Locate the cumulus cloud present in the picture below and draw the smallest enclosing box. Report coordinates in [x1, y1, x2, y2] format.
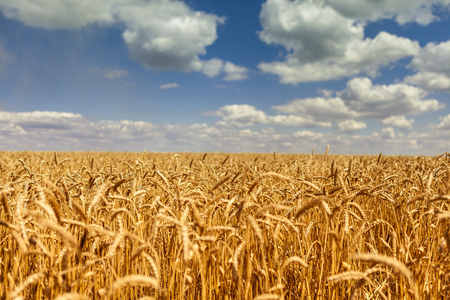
[204, 104, 331, 128]
[274, 77, 442, 122]
[0, 109, 328, 152]
[0, 109, 449, 155]
[380, 127, 396, 139]
[382, 115, 414, 130]
[0, 110, 172, 150]
[0, 0, 116, 29]
[197, 59, 224, 78]
[273, 97, 355, 122]
[269, 115, 330, 127]
[408, 41, 450, 74]
[0, 111, 83, 130]
[338, 77, 443, 118]
[192, 60, 249, 81]
[405, 41, 450, 92]
[0, 0, 248, 80]
[336, 120, 366, 132]
[223, 62, 249, 81]
[259, 0, 363, 62]
[160, 83, 180, 89]
[205, 104, 266, 127]
[118, 0, 225, 73]
[292, 130, 323, 139]
[118, 1, 246, 80]
[437, 114, 450, 130]
[405, 72, 450, 92]
[327, 0, 450, 25]
[258, 0, 420, 84]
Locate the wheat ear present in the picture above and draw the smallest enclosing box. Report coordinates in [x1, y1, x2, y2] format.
[108, 275, 159, 297]
[353, 253, 419, 300]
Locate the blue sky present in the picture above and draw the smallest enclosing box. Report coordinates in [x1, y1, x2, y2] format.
[0, 0, 450, 155]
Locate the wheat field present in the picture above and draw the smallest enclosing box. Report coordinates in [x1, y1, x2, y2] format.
[0, 150, 449, 299]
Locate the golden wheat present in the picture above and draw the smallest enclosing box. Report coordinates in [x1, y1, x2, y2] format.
[0, 151, 449, 299]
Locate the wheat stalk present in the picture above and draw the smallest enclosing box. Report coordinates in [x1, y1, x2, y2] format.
[353, 253, 419, 300]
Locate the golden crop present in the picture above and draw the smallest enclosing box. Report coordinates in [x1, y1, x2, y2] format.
[0, 151, 449, 299]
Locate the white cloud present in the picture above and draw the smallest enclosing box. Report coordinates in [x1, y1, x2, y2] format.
[191, 60, 249, 80]
[380, 127, 396, 139]
[338, 77, 443, 118]
[223, 62, 249, 81]
[269, 115, 330, 127]
[405, 72, 450, 92]
[327, 0, 450, 25]
[204, 104, 331, 128]
[408, 41, 450, 74]
[273, 97, 355, 122]
[405, 41, 450, 92]
[274, 77, 442, 122]
[336, 120, 366, 132]
[0, 109, 449, 155]
[437, 114, 450, 130]
[259, 0, 363, 62]
[160, 83, 180, 89]
[0, 109, 328, 152]
[0, 111, 85, 142]
[118, 0, 224, 73]
[205, 104, 267, 127]
[0, 110, 167, 150]
[0, 0, 248, 80]
[292, 130, 323, 139]
[382, 115, 414, 130]
[94, 67, 128, 79]
[196, 59, 224, 78]
[259, 31, 419, 83]
[258, 0, 420, 84]
[0, 110, 83, 127]
[0, 0, 116, 30]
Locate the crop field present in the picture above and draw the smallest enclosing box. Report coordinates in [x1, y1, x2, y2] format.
[0, 151, 449, 299]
